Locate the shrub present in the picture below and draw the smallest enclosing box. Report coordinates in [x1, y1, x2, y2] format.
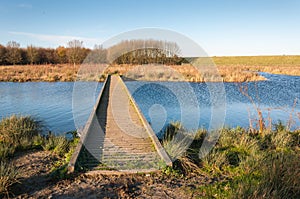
[162, 122, 184, 141]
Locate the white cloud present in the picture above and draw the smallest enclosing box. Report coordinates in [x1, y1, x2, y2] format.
[8, 31, 103, 48]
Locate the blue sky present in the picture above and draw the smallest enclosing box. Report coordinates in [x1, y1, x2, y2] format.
[0, 0, 299, 56]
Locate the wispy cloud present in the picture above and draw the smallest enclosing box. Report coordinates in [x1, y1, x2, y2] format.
[17, 4, 32, 9]
[8, 31, 102, 47]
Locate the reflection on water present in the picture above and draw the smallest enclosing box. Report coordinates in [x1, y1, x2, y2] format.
[0, 73, 299, 134]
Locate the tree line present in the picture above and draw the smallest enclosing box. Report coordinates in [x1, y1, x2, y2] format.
[108, 39, 184, 65]
[0, 39, 185, 66]
[0, 40, 91, 65]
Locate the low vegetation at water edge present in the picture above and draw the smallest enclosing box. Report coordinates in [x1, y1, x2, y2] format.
[161, 122, 300, 198]
[0, 115, 78, 196]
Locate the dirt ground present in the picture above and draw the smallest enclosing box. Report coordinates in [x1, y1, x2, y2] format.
[4, 149, 215, 199]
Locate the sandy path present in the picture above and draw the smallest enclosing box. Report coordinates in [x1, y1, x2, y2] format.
[5, 150, 212, 198]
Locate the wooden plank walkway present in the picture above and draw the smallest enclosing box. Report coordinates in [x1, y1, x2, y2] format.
[68, 75, 172, 173]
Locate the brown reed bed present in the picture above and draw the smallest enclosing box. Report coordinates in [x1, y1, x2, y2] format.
[0, 55, 299, 82]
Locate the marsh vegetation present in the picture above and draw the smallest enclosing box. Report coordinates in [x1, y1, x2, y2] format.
[1, 55, 300, 82]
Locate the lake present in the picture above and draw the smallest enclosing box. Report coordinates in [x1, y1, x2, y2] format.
[0, 72, 299, 135]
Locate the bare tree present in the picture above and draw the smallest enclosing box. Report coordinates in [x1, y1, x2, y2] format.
[6, 41, 22, 65]
[85, 44, 107, 64]
[109, 39, 183, 65]
[27, 45, 38, 65]
[67, 40, 84, 67]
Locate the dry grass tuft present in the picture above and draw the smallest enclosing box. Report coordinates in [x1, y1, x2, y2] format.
[0, 115, 42, 147]
[0, 160, 19, 195]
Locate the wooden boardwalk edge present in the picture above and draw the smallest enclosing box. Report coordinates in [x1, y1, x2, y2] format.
[68, 76, 111, 173]
[118, 76, 173, 167]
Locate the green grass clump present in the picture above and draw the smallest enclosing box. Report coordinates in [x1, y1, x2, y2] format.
[42, 134, 70, 157]
[0, 115, 42, 148]
[0, 160, 18, 195]
[202, 128, 299, 198]
[162, 122, 191, 160]
[162, 122, 202, 175]
[0, 115, 43, 196]
[0, 115, 44, 160]
[48, 136, 79, 179]
[236, 152, 300, 199]
[49, 163, 69, 180]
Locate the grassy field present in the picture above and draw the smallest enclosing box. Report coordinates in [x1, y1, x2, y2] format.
[0, 55, 299, 82]
[213, 55, 300, 66]
[213, 55, 300, 77]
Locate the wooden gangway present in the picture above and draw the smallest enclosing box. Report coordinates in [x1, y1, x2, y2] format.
[68, 75, 172, 172]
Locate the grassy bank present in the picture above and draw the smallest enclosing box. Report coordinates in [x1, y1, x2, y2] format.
[0, 115, 78, 196]
[0, 55, 299, 82]
[161, 122, 300, 198]
[1, 115, 299, 198]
